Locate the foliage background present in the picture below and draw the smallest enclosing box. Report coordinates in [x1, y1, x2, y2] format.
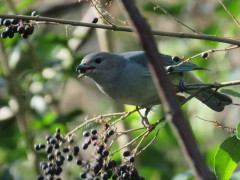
[0, 0, 240, 179]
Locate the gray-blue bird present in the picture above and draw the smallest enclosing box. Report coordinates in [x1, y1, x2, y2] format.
[76, 51, 232, 113]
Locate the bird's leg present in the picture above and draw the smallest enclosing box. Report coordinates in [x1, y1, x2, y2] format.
[178, 72, 187, 92]
[136, 106, 151, 128]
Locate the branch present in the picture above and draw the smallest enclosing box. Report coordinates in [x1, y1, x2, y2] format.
[171, 45, 239, 69]
[185, 80, 240, 90]
[0, 14, 240, 46]
[151, 0, 203, 34]
[120, 1, 215, 179]
[218, 0, 240, 28]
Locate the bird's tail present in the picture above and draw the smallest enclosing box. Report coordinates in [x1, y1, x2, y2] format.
[191, 89, 232, 112]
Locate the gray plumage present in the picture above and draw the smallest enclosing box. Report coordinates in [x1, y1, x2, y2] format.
[76, 51, 232, 111]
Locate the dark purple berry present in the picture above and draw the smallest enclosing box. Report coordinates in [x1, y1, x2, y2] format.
[21, 32, 28, 39]
[201, 52, 209, 59]
[54, 143, 59, 149]
[83, 131, 90, 137]
[11, 19, 19, 25]
[34, 144, 41, 151]
[25, 26, 34, 35]
[85, 138, 91, 145]
[97, 145, 104, 154]
[80, 172, 87, 178]
[129, 156, 135, 162]
[62, 147, 69, 153]
[5, 27, 12, 33]
[172, 56, 180, 62]
[45, 135, 51, 141]
[166, 66, 174, 72]
[54, 132, 61, 140]
[17, 26, 25, 34]
[73, 146, 80, 156]
[3, 19, 11, 26]
[0, 18, 5, 25]
[8, 32, 14, 38]
[76, 159, 82, 165]
[40, 161, 48, 170]
[91, 129, 97, 135]
[37, 175, 44, 180]
[102, 150, 109, 157]
[55, 150, 61, 156]
[46, 145, 53, 154]
[107, 129, 115, 136]
[101, 173, 108, 180]
[56, 128, 61, 133]
[82, 143, 88, 150]
[1, 31, 8, 39]
[67, 154, 73, 161]
[47, 154, 54, 160]
[92, 18, 98, 23]
[123, 151, 131, 157]
[31, 11, 38, 16]
[109, 160, 117, 167]
[49, 138, 56, 144]
[12, 26, 18, 33]
[92, 136, 98, 141]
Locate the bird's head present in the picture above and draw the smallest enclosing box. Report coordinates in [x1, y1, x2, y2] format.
[76, 52, 125, 81]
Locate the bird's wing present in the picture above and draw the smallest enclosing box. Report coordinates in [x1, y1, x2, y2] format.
[119, 51, 205, 74]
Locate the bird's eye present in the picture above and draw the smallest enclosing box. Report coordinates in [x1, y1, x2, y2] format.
[95, 58, 102, 64]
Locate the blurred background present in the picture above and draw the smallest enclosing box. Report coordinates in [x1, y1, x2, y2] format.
[0, 0, 240, 179]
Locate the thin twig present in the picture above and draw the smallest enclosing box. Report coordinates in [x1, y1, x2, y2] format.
[195, 115, 236, 133]
[185, 80, 240, 90]
[218, 0, 240, 28]
[110, 129, 149, 155]
[172, 45, 239, 69]
[136, 121, 167, 156]
[66, 112, 127, 137]
[151, 0, 203, 34]
[0, 14, 240, 46]
[132, 131, 151, 155]
[89, 0, 115, 26]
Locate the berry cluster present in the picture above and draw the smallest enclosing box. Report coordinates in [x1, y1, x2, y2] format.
[35, 124, 145, 180]
[0, 11, 37, 39]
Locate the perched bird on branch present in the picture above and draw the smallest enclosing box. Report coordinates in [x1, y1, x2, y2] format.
[76, 51, 232, 125]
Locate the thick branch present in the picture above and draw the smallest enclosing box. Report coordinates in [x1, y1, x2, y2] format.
[0, 14, 240, 46]
[120, 1, 215, 180]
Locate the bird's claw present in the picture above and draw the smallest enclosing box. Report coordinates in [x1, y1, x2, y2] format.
[178, 73, 187, 92]
[141, 117, 150, 128]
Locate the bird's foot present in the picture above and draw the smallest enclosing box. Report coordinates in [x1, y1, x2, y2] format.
[141, 116, 150, 128]
[178, 73, 187, 92]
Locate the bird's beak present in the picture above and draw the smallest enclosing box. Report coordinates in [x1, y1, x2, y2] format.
[76, 64, 95, 78]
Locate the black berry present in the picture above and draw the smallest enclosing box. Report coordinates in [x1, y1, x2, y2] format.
[17, 26, 25, 34]
[201, 52, 209, 59]
[107, 129, 115, 136]
[3, 19, 11, 26]
[92, 18, 98, 23]
[82, 143, 88, 150]
[11, 19, 19, 25]
[31, 11, 38, 16]
[83, 131, 90, 137]
[166, 66, 174, 72]
[172, 56, 180, 62]
[123, 151, 131, 157]
[91, 129, 97, 135]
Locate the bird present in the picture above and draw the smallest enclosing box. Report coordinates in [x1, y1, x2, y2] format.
[76, 51, 232, 125]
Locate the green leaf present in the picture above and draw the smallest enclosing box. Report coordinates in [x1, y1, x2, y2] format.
[214, 136, 240, 180]
[237, 123, 240, 139]
[220, 89, 240, 98]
